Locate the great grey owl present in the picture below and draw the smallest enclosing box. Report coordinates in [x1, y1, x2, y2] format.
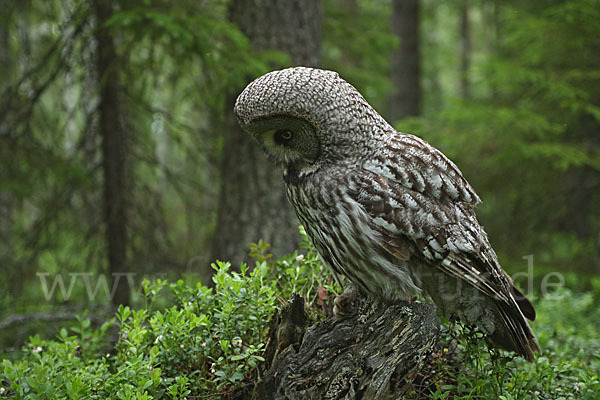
[234, 67, 541, 361]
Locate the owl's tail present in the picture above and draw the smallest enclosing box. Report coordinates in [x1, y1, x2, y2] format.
[490, 289, 541, 362]
[422, 255, 542, 362]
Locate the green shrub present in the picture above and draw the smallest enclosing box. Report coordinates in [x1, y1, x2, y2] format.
[1, 229, 599, 399]
[1, 261, 280, 399]
[250, 225, 342, 309]
[416, 288, 600, 400]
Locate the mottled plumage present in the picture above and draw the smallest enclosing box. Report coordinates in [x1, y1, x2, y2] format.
[235, 67, 541, 361]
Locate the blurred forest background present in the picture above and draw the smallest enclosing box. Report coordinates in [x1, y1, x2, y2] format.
[1, 0, 599, 352]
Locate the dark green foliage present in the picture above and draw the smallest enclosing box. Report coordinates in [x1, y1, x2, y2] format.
[1, 262, 277, 399]
[414, 287, 600, 399]
[323, 0, 398, 112]
[401, 0, 600, 268]
[2, 237, 599, 399]
[0, 0, 286, 337]
[249, 226, 342, 307]
[1, 0, 599, 396]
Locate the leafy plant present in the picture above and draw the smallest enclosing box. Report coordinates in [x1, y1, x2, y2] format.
[1, 260, 280, 399]
[2, 235, 599, 399]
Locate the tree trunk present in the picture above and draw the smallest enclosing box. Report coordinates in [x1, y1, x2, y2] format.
[388, 0, 421, 122]
[0, 16, 13, 289]
[248, 293, 440, 399]
[459, 0, 471, 100]
[93, 0, 130, 307]
[211, 0, 322, 266]
[484, 1, 498, 98]
[0, 20, 10, 88]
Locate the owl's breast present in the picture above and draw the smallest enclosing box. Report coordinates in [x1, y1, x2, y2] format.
[285, 175, 421, 300]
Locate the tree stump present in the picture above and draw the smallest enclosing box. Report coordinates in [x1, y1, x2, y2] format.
[250, 292, 440, 399]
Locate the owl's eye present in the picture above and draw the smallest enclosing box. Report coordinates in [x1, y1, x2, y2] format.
[274, 129, 293, 145]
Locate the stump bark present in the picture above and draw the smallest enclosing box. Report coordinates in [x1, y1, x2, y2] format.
[249, 292, 440, 399]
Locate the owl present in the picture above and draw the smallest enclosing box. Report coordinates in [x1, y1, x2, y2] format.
[234, 67, 541, 361]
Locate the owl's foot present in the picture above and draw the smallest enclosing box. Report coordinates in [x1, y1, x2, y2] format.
[333, 284, 360, 318]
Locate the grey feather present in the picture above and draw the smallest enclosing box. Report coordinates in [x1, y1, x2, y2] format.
[235, 67, 541, 361]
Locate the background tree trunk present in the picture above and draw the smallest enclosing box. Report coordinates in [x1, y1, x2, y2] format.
[248, 293, 440, 399]
[459, 0, 471, 100]
[0, 20, 10, 87]
[0, 22, 15, 301]
[94, 0, 130, 307]
[388, 0, 421, 122]
[211, 0, 322, 266]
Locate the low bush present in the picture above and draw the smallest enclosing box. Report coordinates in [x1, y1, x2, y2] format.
[1, 228, 598, 399]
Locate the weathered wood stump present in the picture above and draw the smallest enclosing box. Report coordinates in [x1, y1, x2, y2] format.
[250, 292, 440, 399]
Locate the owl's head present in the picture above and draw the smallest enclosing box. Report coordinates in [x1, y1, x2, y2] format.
[234, 67, 390, 179]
